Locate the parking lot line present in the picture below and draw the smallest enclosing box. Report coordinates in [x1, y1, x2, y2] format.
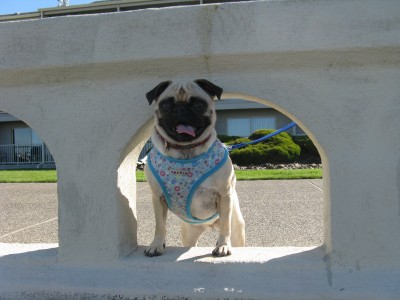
[0, 217, 58, 240]
[306, 179, 323, 191]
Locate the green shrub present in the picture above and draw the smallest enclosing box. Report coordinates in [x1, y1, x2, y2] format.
[225, 137, 252, 145]
[292, 135, 319, 156]
[249, 129, 294, 145]
[217, 135, 242, 143]
[229, 129, 301, 165]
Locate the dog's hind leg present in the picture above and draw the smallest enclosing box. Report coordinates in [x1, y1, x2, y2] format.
[231, 190, 245, 247]
[231, 208, 245, 247]
[181, 222, 208, 247]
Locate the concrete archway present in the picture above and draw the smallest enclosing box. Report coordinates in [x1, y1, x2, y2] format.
[221, 92, 329, 244]
[135, 92, 327, 248]
[118, 90, 328, 249]
[0, 107, 58, 244]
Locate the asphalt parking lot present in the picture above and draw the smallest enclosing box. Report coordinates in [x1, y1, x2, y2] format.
[0, 180, 323, 247]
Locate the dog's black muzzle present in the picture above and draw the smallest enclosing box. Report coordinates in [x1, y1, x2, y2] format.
[158, 103, 211, 142]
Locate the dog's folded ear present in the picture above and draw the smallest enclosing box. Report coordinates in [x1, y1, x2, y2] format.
[194, 79, 223, 100]
[146, 81, 172, 105]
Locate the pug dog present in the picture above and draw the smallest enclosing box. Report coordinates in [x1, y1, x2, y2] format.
[144, 79, 245, 257]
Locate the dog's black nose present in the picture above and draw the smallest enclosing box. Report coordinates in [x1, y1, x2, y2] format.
[173, 104, 188, 116]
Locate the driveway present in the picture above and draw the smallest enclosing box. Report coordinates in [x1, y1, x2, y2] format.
[0, 180, 323, 247]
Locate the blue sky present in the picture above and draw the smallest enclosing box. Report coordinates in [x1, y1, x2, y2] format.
[0, 1, 92, 15]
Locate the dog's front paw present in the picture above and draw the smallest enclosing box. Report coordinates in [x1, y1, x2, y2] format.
[212, 243, 232, 257]
[144, 243, 166, 257]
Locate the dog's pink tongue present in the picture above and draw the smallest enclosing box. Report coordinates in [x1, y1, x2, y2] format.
[176, 124, 196, 137]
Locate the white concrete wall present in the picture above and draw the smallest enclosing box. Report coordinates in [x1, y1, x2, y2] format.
[0, 0, 399, 298]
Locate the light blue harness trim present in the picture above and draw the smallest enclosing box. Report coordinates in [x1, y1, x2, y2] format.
[148, 140, 228, 224]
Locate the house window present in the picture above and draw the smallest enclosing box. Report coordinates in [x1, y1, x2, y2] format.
[13, 128, 43, 145]
[227, 117, 276, 137]
[227, 118, 250, 137]
[252, 117, 276, 132]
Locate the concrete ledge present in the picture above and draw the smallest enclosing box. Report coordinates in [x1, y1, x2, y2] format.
[1, 0, 399, 71]
[1, 243, 399, 299]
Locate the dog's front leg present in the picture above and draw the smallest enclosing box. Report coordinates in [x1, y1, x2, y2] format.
[212, 194, 233, 257]
[144, 194, 168, 257]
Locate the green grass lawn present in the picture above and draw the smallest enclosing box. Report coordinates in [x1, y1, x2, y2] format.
[234, 169, 322, 180]
[0, 168, 322, 183]
[0, 170, 58, 183]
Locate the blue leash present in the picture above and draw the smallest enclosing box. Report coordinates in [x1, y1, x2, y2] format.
[225, 121, 297, 151]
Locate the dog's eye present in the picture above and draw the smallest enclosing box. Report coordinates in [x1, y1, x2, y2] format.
[159, 98, 173, 111]
[192, 99, 206, 112]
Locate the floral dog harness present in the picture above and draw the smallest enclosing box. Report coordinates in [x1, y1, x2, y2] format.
[148, 139, 228, 224]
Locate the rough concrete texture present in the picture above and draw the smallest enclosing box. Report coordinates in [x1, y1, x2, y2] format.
[0, 0, 399, 298]
[1, 244, 399, 299]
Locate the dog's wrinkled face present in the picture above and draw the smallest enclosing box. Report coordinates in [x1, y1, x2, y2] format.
[146, 80, 223, 143]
